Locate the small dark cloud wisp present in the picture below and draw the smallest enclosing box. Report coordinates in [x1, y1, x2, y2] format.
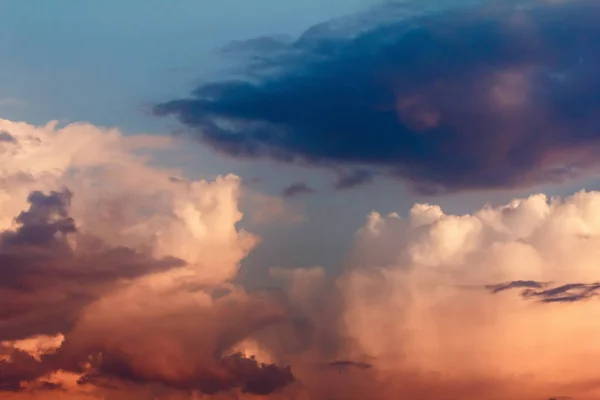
[487, 281, 600, 303]
[155, 0, 600, 194]
[335, 169, 375, 191]
[327, 360, 372, 370]
[281, 182, 316, 198]
[0, 130, 16, 143]
[485, 280, 549, 294]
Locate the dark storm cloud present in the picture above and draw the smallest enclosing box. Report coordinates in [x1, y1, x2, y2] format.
[221, 354, 294, 395]
[281, 182, 316, 197]
[155, 0, 600, 194]
[0, 347, 47, 392]
[0, 190, 76, 249]
[0, 190, 182, 341]
[487, 280, 600, 303]
[70, 352, 294, 395]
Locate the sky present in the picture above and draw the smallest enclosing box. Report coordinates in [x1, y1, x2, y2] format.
[2, 0, 600, 399]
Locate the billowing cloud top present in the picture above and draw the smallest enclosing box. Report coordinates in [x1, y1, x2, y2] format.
[155, 0, 600, 194]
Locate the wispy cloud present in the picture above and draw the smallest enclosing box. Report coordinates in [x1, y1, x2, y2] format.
[489, 280, 600, 303]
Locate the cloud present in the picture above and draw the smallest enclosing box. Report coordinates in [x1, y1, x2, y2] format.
[485, 279, 549, 293]
[0, 189, 181, 341]
[1, 190, 76, 248]
[527, 283, 600, 303]
[155, 0, 600, 194]
[0, 130, 17, 143]
[281, 182, 315, 198]
[328, 189, 600, 399]
[52, 286, 292, 395]
[334, 169, 374, 191]
[0, 118, 294, 398]
[8, 115, 600, 399]
[0, 346, 50, 391]
[326, 360, 372, 371]
[489, 280, 600, 303]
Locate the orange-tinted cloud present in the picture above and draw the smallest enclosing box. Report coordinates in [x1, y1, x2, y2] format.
[0, 118, 292, 398]
[329, 191, 600, 399]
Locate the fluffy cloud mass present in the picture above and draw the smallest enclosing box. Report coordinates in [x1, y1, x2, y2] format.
[4, 116, 600, 399]
[334, 190, 600, 399]
[0, 118, 292, 398]
[155, 0, 600, 194]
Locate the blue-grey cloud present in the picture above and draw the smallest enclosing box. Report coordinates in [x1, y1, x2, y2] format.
[155, 0, 600, 194]
[281, 181, 316, 197]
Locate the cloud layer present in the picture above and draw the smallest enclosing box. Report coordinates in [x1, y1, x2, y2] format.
[155, 0, 600, 194]
[5, 115, 600, 398]
[7, 108, 600, 398]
